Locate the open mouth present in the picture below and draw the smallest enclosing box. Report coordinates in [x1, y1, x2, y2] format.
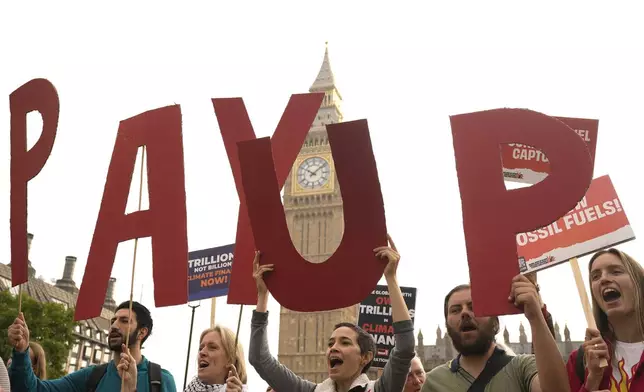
[329, 357, 344, 368]
[198, 360, 210, 369]
[109, 333, 121, 340]
[460, 323, 477, 333]
[602, 288, 621, 303]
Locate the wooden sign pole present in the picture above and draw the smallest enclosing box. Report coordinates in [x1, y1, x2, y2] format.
[570, 257, 608, 368]
[17, 233, 34, 313]
[210, 297, 217, 328]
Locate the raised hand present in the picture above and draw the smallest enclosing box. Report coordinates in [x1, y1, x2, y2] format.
[7, 312, 29, 352]
[252, 251, 274, 297]
[117, 344, 137, 392]
[374, 234, 400, 280]
[226, 364, 244, 392]
[582, 328, 609, 388]
[508, 274, 542, 321]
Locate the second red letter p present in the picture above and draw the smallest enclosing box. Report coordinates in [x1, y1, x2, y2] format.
[451, 109, 593, 316]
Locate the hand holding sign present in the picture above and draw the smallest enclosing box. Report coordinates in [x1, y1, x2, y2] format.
[508, 274, 542, 322]
[583, 328, 610, 389]
[7, 312, 29, 352]
[252, 252, 273, 296]
[375, 234, 400, 280]
[252, 251, 273, 313]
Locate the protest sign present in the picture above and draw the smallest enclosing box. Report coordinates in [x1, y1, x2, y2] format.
[517, 175, 635, 274]
[502, 116, 598, 184]
[358, 285, 416, 368]
[6, 78, 382, 320]
[214, 93, 324, 305]
[76, 105, 189, 320]
[239, 119, 388, 312]
[10, 79, 59, 286]
[451, 108, 593, 316]
[188, 244, 235, 301]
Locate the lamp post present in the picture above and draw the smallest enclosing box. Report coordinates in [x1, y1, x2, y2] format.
[183, 301, 201, 390]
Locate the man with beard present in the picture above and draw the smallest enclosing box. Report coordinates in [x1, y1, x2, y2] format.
[7, 300, 176, 392]
[421, 275, 570, 392]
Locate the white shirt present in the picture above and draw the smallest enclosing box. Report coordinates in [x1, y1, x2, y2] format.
[0, 357, 10, 392]
[610, 340, 644, 391]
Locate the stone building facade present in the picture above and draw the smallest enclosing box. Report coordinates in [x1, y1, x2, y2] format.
[0, 233, 118, 374]
[277, 43, 362, 383]
[416, 321, 584, 371]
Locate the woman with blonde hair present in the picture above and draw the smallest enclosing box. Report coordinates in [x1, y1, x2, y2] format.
[28, 342, 47, 380]
[185, 325, 248, 392]
[7, 341, 47, 380]
[566, 248, 644, 391]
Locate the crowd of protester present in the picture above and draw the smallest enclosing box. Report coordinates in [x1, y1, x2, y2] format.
[2, 241, 642, 391]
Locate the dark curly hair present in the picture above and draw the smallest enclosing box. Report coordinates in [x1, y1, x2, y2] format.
[116, 301, 153, 344]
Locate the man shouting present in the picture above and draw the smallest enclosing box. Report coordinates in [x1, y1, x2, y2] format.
[422, 275, 569, 392]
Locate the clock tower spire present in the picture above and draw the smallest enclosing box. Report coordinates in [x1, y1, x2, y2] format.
[309, 42, 343, 127]
[277, 43, 360, 383]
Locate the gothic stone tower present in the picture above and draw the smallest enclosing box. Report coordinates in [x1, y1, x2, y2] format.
[276, 44, 359, 383]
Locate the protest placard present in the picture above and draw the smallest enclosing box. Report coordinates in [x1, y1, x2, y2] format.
[517, 175, 635, 273]
[502, 116, 598, 184]
[188, 244, 235, 301]
[357, 285, 416, 368]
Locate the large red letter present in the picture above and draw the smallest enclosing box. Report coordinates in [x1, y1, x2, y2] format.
[10, 79, 59, 286]
[212, 93, 323, 305]
[75, 105, 188, 320]
[451, 108, 593, 316]
[238, 120, 387, 312]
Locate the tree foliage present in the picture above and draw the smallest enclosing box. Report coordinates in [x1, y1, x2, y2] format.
[0, 290, 79, 379]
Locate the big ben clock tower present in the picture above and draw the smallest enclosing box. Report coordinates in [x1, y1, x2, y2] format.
[277, 43, 360, 383]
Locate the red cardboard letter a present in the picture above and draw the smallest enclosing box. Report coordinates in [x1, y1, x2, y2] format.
[451, 109, 593, 316]
[75, 105, 188, 321]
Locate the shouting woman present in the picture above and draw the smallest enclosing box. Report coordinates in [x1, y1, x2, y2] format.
[185, 325, 248, 392]
[248, 235, 415, 392]
[566, 248, 644, 391]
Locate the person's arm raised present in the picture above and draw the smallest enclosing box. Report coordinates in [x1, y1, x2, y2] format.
[373, 235, 415, 392]
[8, 313, 91, 392]
[254, 251, 272, 313]
[510, 274, 571, 392]
[249, 252, 316, 392]
[374, 235, 411, 323]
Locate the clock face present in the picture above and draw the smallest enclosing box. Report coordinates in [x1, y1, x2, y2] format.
[297, 156, 331, 189]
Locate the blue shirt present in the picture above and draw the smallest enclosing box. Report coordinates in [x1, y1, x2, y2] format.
[9, 348, 177, 392]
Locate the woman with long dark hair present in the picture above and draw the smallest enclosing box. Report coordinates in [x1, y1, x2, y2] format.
[249, 235, 415, 392]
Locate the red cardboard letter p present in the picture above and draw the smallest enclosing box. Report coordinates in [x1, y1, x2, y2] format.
[10, 79, 59, 286]
[451, 109, 593, 316]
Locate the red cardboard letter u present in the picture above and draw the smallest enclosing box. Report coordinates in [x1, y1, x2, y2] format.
[75, 105, 188, 320]
[238, 119, 387, 311]
[213, 93, 323, 305]
[451, 108, 593, 317]
[10, 79, 59, 286]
